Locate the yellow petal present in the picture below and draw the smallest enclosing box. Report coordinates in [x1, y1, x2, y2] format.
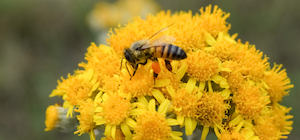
[167, 119, 179, 126]
[120, 123, 133, 138]
[158, 99, 170, 115]
[177, 115, 184, 125]
[152, 89, 165, 104]
[111, 125, 117, 139]
[125, 118, 137, 129]
[148, 99, 156, 112]
[154, 79, 171, 87]
[186, 78, 196, 94]
[200, 126, 209, 140]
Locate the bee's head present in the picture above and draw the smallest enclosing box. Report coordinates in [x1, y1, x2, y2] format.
[123, 49, 135, 64]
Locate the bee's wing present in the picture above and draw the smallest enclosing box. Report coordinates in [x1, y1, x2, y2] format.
[141, 35, 176, 49]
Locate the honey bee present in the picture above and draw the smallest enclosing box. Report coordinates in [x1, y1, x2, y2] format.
[122, 25, 187, 79]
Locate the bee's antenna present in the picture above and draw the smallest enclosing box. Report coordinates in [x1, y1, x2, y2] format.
[148, 23, 175, 40]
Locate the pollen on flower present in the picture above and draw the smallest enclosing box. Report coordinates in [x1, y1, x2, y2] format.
[134, 111, 171, 140]
[186, 50, 220, 81]
[263, 64, 294, 103]
[98, 93, 131, 125]
[120, 63, 154, 97]
[74, 99, 95, 136]
[233, 83, 270, 119]
[172, 88, 199, 118]
[45, 105, 59, 131]
[195, 92, 229, 127]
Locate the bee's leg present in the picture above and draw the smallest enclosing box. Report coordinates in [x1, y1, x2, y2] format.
[151, 58, 158, 62]
[141, 59, 148, 65]
[150, 58, 158, 84]
[130, 60, 148, 80]
[130, 63, 139, 80]
[125, 61, 132, 78]
[153, 72, 158, 84]
[165, 60, 172, 72]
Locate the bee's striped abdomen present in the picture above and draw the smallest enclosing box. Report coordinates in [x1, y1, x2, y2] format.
[150, 44, 187, 60]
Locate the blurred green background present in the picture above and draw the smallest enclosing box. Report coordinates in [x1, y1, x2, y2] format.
[0, 0, 299, 140]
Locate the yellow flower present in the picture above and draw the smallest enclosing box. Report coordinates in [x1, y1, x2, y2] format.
[94, 92, 138, 139]
[196, 91, 229, 127]
[272, 103, 293, 133]
[50, 69, 99, 118]
[233, 81, 270, 119]
[214, 113, 259, 140]
[45, 4, 294, 140]
[198, 5, 231, 39]
[254, 113, 287, 140]
[74, 99, 96, 140]
[210, 32, 239, 61]
[170, 88, 199, 135]
[133, 99, 182, 140]
[186, 50, 220, 81]
[79, 43, 120, 90]
[263, 64, 294, 102]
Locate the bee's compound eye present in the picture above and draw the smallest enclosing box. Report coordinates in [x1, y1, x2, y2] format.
[124, 50, 135, 63]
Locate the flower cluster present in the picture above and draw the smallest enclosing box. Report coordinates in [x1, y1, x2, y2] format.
[45, 5, 294, 140]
